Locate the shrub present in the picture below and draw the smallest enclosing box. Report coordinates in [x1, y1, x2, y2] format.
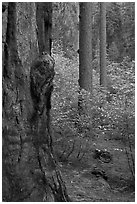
[51, 53, 135, 162]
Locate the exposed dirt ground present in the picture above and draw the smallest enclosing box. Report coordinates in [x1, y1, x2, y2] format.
[55, 134, 135, 202]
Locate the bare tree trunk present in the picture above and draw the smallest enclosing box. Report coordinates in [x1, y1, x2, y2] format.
[3, 3, 70, 202]
[100, 2, 107, 87]
[78, 3, 92, 133]
[79, 2, 92, 92]
[36, 3, 52, 54]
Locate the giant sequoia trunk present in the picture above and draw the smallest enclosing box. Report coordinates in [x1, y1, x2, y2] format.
[2, 3, 70, 202]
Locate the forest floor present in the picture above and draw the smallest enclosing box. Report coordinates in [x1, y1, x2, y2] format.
[52, 53, 135, 202]
[54, 133, 135, 202]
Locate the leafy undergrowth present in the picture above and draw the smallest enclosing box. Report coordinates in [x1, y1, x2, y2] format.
[51, 52, 135, 201]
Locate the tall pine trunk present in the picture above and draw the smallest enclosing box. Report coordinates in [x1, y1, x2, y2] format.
[79, 3, 92, 92]
[2, 3, 70, 202]
[100, 2, 107, 87]
[78, 3, 92, 133]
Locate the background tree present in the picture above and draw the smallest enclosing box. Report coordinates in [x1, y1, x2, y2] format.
[52, 2, 79, 58]
[36, 3, 52, 54]
[91, 2, 135, 64]
[106, 2, 123, 62]
[77, 2, 92, 134]
[106, 2, 135, 62]
[79, 2, 92, 92]
[121, 2, 135, 60]
[51, 2, 135, 63]
[100, 2, 107, 87]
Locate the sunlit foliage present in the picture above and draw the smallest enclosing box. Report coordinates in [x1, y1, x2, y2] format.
[51, 52, 135, 147]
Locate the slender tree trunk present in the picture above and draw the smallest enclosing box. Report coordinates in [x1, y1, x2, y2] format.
[36, 3, 52, 54]
[100, 2, 107, 87]
[78, 3, 92, 133]
[79, 2, 92, 92]
[3, 3, 70, 202]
